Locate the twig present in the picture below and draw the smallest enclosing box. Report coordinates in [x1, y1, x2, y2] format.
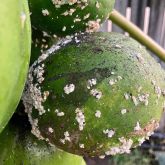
[109, 10, 165, 62]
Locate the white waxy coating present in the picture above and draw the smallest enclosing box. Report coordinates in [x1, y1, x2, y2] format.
[132, 96, 138, 106]
[109, 79, 115, 86]
[75, 108, 85, 131]
[22, 36, 74, 144]
[22, 33, 165, 157]
[64, 84, 75, 94]
[90, 89, 102, 99]
[62, 26, 67, 31]
[42, 9, 49, 16]
[87, 78, 97, 89]
[121, 109, 127, 115]
[99, 155, 105, 159]
[103, 129, 115, 138]
[79, 144, 85, 148]
[124, 93, 130, 100]
[105, 137, 133, 156]
[138, 93, 149, 106]
[134, 122, 141, 131]
[55, 109, 65, 116]
[86, 20, 101, 33]
[48, 127, 54, 133]
[60, 131, 71, 144]
[95, 110, 101, 118]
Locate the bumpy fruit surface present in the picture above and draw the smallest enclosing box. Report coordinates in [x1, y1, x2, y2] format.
[0, 114, 86, 165]
[23, 32, 165, 157]
[29, 0, 115, 36]
[0, 0, 31, 133]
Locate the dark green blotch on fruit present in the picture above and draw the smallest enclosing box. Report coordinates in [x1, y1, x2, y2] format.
[24, 32, 165, 157]
[29, 0, 115, 36]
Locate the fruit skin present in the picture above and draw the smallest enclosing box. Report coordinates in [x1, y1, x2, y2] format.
[0, 0, 31, 133]
[23, 32, 165, 157]
[30, 28, 59, 64]
[29, 0, 115, 36]
[0, 113, 86, 165]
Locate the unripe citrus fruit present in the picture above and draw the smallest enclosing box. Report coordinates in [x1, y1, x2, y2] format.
[23, 32, 165, 157]
[0, 0, 31, 133]
[29, 0, 115, 36]
[0, 114, 86, 165]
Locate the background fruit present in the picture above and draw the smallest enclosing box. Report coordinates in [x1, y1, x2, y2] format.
[29, 0, 115, 36]
[0, 112, 86, 165]
[0, 0, 31, 133]
[23, 32, 165, 157]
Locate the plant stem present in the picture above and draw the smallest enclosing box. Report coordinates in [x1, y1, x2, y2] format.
[109, 9, 165, 62]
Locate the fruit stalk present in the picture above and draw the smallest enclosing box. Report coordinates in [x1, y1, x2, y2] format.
[109, 9, 165, 61]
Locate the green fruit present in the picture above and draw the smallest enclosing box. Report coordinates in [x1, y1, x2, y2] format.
[0, 0, 31, 133]
[29, 0, 115, 36]
[23, 32, 165, 157]
[0, 114, 86, 165]
[31, 28, 59, 64]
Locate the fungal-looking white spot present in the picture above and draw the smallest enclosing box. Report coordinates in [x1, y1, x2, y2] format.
[42, 9, 49, 16]
[22, 36, 74, 143]
[136, 53, 144, 63]
[124, 93, 130, 100]
[109, 76, 122, 86]
[75, 108, 85, 131]
[64, 131, 70, 141]
[60, 131, 71, 144]
[105, 137, 133, 156]
[121, 109, 127, 115]
[79, 144, 85, 148]
[95, 110, 101, 118]
[38, 54, 49, 63]
[90, 89, 102, 99]
[99, 155, 105, 159]
[62, 8, 76, 16]
[138, 137, 145, 146]
[48, 127, 54, 133]
[55, 109, 65, 116]
[132, 96, 138, 106]
[43, 91, 49, 101]
[62, 26, 66, 31]
[155, 86, 161, 98]
[64, 84, 75, 94]
[109, 79, 115, 86]
[138, 93, 149, 106]
[103, 129, 115, 138]
[74, 18, 81, 22]
[83, 13, 90, 20]
[86, 20, 101, 33]
[115, 44, 121, 49]
[134, 122, 141, 131]
[87, 78, 97, 89]
[96, 1, 100, 8]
